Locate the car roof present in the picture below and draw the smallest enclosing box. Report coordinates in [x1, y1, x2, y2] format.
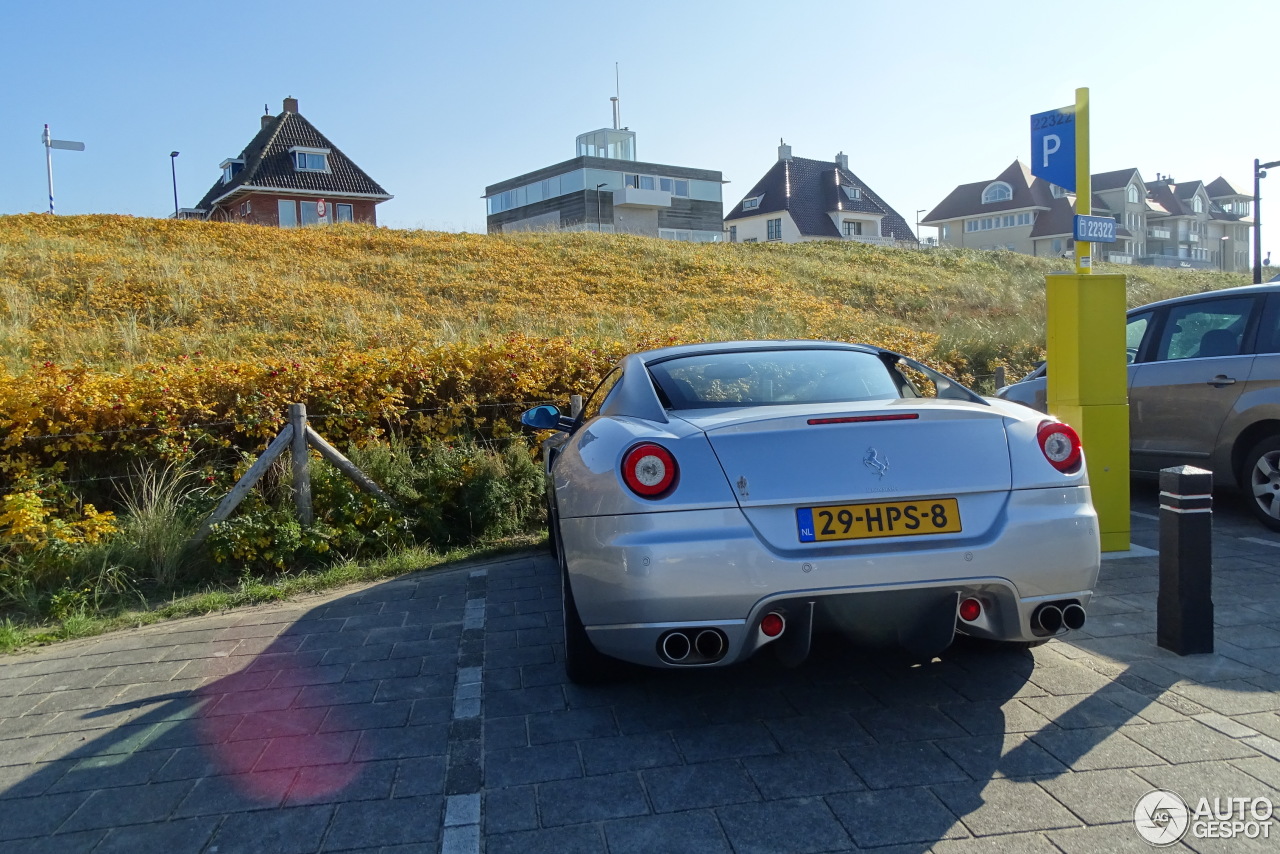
[1131, 282, 1280, 315]
[637, 339, 880, 364]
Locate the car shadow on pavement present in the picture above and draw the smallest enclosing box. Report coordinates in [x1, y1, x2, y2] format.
[2, 551, 1277, 853]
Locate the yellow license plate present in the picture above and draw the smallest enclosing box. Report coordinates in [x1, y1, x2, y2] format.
[797, 498, 962, 542]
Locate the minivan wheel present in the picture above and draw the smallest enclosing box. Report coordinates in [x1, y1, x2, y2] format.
[1244, 436, 1280, 531]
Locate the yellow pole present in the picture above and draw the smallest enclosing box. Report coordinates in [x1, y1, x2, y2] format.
[1046, 85, 1131, 552]
[1074, 87, 1091, 275]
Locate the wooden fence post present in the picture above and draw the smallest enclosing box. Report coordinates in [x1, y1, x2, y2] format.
[305, 426, 392, 503]
[290, 403, 313, 526]
[190, 425, 294, 547]
[189, 403, 396, 550]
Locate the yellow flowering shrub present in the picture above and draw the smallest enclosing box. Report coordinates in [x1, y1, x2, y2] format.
[0, 212, 1247, 560]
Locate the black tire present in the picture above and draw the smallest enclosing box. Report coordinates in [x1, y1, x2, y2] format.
[555, 522, 613, 684]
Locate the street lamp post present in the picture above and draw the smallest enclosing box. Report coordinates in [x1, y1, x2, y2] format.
[1254, 158, 1280, 284]
[595, 183, 607, 233]
[916, 209, 926, 246]
[170, 151, 180, 219]
[1220, 234, 1230, 272]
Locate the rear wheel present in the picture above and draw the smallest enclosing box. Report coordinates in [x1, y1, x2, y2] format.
[555, 521, 613, 684]
[1244, 436, 1280, 531]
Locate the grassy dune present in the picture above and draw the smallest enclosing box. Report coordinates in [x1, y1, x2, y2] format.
[0, 214, 1248, 386]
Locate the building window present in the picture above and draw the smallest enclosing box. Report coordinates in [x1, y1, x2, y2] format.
[1127, 184, 1140, 204]
[767, 218, 782, 241]
[239, 201, 251, 217]
[1050, 184, 1067, 198]
[729, 225, 737, 243]
[294, 151, 328, 171]
[1001, 215, 1014, 228]
[300, 201, 321, 226]
[336, 203, 353, 223]
[966, 220, 978, 232]
[1052, 238, 1063, 254]
[743, 238, 758, 243]
[842, 220, 862, 236]
[743, 196, 762, 211]
[1193, 196, 1203, 213]
[278, 199, 297, 228]
[842, 186, 861, 201]
[941, 225, 950, 240]
[1016, 212, 1032, 226]
[982, 182, 1013, 203]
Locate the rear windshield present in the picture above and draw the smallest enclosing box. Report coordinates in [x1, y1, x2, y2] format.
[647, 349, 905, 409]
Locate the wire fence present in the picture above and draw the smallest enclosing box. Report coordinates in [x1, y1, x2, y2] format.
[4, 398, 559, 491]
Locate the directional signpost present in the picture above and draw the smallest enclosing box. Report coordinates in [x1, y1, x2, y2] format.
[1032, 88, 1130, 552]
[42, 124, 85, 215]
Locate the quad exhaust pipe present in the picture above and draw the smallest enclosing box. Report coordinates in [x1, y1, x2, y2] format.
[1032, 601, 1087, 635]
[694, 629, 725, 659]
[1062, 603, 1086, 630]
[661, 631, 692, 662]
[659, 628, 728, 665]
[1035, 604, 1063, 634]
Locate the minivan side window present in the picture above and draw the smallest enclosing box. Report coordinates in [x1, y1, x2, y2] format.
[1155, 297, 1255, 361]
[1256, 294, 1280, 354]
[1126, 311, 1153, 363]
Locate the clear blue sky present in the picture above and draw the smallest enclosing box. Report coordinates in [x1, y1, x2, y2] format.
[2, 0, 1276, 262]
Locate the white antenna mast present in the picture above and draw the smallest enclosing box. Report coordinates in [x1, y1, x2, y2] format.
[610, 62, 620, 130]
[41, 124, 86, 215]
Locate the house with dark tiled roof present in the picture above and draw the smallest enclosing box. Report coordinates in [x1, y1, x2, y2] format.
[923, 161, 1253, 271]
[724, 144, 915, 245]
[191, 97, 391, 227]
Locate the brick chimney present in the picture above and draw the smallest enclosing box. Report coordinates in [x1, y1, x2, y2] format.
[283, 96, 299, 114]
[261, 106, 274, 130]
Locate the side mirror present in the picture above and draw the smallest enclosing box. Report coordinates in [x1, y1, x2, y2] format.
[521, 405, 563, 430]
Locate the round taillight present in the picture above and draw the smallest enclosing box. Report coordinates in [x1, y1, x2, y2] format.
[621, 443, 677, 498]
[1036, 420, 1082, 473]
[760, 612, 785, 638]
[959, 598, 982, 622]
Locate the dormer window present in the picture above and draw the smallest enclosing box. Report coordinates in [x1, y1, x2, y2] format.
[1127, 184, 1140, 204]
[289, 146, 331, 172]
[982, 182, 1013, 203]
[1050, 184, 1067, 199]
[842, 186, 862, 201]
[220, 158, 244, 185]
[742, 195, 762, 211]
[1193, 196, 1203, 213]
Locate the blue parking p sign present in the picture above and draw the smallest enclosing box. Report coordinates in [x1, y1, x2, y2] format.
[1030, 107, 1076, 192]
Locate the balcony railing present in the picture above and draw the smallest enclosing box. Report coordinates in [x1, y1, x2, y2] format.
[843, 233, 895, 246]
[1148, 227, 1171, 239]
[1135, 255, 1214, 270]
[1105, 253, 1134, 264]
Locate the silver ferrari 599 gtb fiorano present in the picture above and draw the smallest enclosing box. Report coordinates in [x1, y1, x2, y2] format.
[522, 341, 1100, 683]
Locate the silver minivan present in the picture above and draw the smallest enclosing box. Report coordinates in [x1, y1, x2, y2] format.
[997, 283, 1280, 530]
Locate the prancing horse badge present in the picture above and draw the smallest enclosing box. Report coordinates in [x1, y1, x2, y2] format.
[863, 447, 889, 479]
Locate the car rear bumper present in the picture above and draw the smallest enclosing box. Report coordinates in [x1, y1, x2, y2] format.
[561, 486, 1100, 666]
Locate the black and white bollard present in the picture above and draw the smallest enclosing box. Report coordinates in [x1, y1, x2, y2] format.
[1157, 465, 1214, 655]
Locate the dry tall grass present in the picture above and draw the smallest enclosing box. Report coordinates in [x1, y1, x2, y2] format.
[0, 214, 1247, 384]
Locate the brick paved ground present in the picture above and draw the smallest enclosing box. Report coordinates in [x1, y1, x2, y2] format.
[1, 483, 1278, 853]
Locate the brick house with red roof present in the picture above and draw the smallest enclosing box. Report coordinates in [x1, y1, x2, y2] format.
[193, 97, 391, 227]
